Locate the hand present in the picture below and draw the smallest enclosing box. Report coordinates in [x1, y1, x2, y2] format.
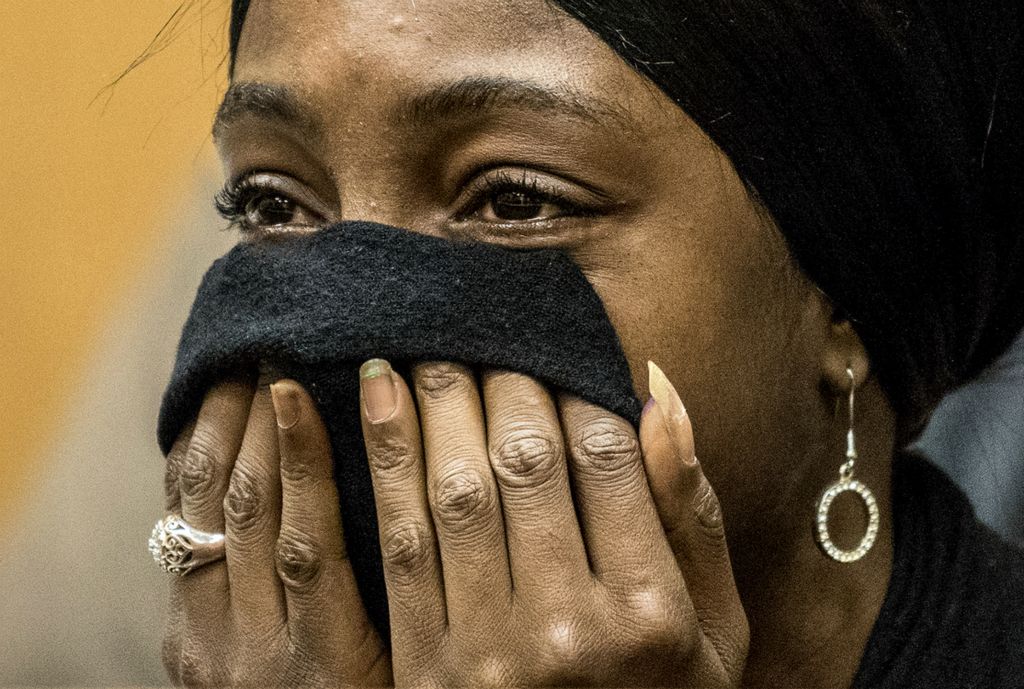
[359, 360, 749, 688]
[160, 378, 391, 687]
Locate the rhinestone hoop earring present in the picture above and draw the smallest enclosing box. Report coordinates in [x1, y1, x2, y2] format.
[814, 367, 880, 563]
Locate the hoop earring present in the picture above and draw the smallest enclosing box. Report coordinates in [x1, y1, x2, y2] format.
[814, 367, 880, 563]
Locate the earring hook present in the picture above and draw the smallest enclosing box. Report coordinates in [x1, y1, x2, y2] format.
[843, 366, 857, 476]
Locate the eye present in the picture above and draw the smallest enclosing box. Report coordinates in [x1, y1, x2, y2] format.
[246, 194, 297, 227]
[215, 173, 326, 236]
[458, 169, 596, 226]
[480, 189, 557, 222]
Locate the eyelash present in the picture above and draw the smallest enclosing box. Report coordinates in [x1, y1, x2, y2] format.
[213, 176, 283, 232]
[213, 169, 591, 234]
[456, 169, 589, 221]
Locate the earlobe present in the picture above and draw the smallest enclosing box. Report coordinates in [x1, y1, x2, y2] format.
[821, 316, 870, 394]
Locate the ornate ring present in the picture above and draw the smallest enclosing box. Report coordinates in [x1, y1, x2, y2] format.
[148, 515, 226, 575]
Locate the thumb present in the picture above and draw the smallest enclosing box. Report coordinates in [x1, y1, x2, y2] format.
[639, 361, 748, 681]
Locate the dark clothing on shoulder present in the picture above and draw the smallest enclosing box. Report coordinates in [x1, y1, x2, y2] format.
[854, 455, 1024, 688]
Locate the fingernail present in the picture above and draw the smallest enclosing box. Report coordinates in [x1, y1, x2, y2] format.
[360, 358, 396, 423]
[647, 360, 686, 423]
[270, 382, 300, 430]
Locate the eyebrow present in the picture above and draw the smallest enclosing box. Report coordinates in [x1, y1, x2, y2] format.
[213, 82, 319, 142]
[393, 75, 627, 126]
[212, 76, 627, 141]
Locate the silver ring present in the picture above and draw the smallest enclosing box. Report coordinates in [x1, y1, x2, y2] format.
[149, 515, 225, 575]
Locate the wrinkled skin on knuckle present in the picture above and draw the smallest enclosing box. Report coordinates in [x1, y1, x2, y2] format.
[692, 476, 727, 541]
[165, 435, 190, 510]
[179, 436, 222, 502]
[278, 446, 318, 484]
[223, 467, 266, 533]
[432, 468, 497, 534]
[416, 362, 472, 399]
[490, 429, 562, 490]
[599, 586, 699, 673]
[368, 435, 417, 474]
[572, 422, 641, 474]
[535, 614, 594, 677]
[619, 590, 684, 643]
[275, 531, 324, 589]
[381, 520, 432, 579]
[177, 640, 223, 688]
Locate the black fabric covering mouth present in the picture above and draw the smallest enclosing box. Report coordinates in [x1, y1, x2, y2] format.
[158, 220, 643, 639]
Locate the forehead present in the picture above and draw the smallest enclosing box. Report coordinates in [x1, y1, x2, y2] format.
[234, 0, 652, 112]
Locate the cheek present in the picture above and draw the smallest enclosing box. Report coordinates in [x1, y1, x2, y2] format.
[583, 190, 824, 489]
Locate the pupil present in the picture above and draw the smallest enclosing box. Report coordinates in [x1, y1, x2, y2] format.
[248, 195, 294, 226]
[493, 191, 542, 221]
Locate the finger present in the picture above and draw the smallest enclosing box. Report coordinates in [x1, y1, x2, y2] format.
[271, 379, 386, 671]
[179, 380, 253, 535]
[413, 361, 511, 627]
[559, 393, 673, 581]
[642, 361, 747, 677]
[174, 380, 255, 654]
[224, 384, 286, 642]
[359, 359, 447, 648]
[481, 370, 588, 595]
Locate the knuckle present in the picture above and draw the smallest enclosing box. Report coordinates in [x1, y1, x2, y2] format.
[468, 656, 515, 689]
[537, 616, 596, 685]
[491, 429, 562, 489]
[431, 468, 497, 530]
[179, 437, 223, 502]
[278, 448, 316, 485]
[542, 617, 585, 665]
[381, 520, 432, 578]
[368, 435, 416, 473]
[571, 422, 641, 473]
[636, 609, 683, 651]
[275, 531, 324, 589]
[177, 643, 215, 688]
[692, 476, 726, 538]
[619, 588, 690, 653]
[416, 362, 471, 399]
[223, 467, 266, 532]
[165, 433, 190, 502]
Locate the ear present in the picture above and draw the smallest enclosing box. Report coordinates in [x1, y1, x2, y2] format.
[821, 312, 870, 394]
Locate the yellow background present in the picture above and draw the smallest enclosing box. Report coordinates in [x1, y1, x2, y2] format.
[1, 1, 229, 523]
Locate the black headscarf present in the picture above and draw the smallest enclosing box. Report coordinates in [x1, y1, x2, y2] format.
[228, 0, 1023, 429]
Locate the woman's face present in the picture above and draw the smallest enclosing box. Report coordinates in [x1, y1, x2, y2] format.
[221, 0, 836, 564]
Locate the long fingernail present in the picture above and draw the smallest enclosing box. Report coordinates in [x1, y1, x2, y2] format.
[270, 382, 300, 429]
[360, 358, 397, 423]
[647, 360, 686, 423]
